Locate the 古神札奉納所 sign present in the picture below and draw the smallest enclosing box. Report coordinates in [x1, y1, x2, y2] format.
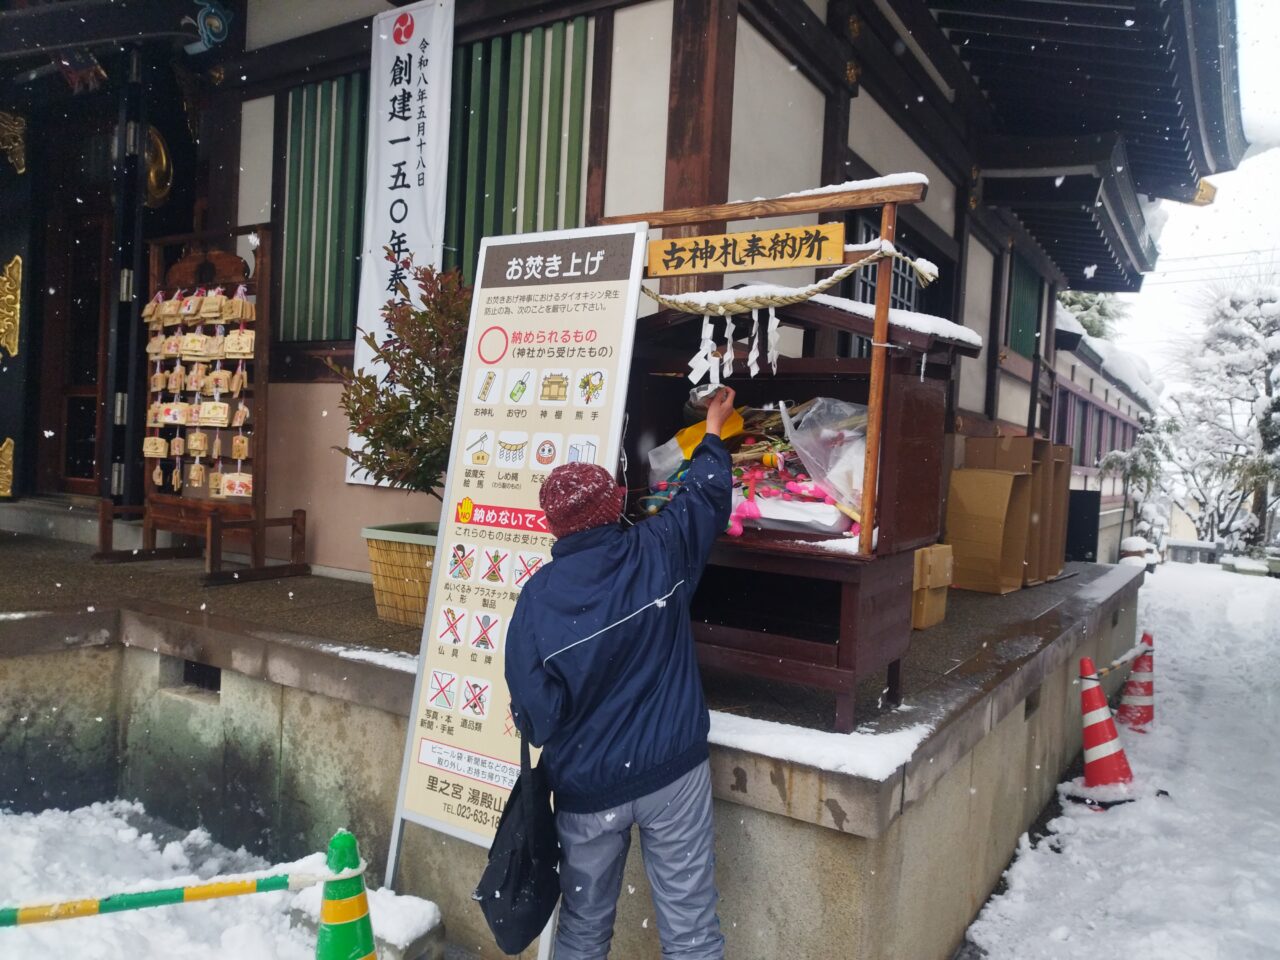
[645, 221, 844, 277]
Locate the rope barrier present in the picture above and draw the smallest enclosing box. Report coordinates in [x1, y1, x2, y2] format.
[1076, 641, 1151, 682]
[0, 859, 368, 928]
[640, 245, 937, 316]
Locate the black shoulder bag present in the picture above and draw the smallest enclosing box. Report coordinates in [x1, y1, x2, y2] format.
[474, 736, 562, 954]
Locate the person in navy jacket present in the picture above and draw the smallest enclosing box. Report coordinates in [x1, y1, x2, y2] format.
[506, 387, 736, 960]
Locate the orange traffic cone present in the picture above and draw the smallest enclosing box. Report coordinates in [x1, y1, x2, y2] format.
[1080, 656, 1133, 787]
[1116, 632, 1154, 731]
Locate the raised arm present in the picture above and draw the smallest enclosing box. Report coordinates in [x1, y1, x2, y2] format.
[639, 387, 736, 580]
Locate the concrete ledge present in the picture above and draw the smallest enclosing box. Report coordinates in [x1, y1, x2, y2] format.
[0, 561, 1143, 846]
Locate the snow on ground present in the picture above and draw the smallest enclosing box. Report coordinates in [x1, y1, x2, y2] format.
[966, 562, 1280, 959]
[0, 801, 438, 958]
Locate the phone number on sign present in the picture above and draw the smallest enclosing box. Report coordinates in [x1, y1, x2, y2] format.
[443, 802, 495, 828]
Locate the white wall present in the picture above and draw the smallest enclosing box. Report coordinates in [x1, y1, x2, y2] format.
[726, 18, 826, 288]
[236, 96, 275, 264]
[848, 91, 955, 235]
[957, 236, 993, 414]
[603, 0, 673, 219]
[247, 0, 395, 51]
[998, 376, 1030, 428]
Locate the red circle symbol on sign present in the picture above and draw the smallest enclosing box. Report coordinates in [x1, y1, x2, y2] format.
[392, 13, 415, 44]
[477, 326, 509, 365]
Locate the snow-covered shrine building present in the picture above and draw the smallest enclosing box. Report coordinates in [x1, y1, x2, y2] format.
[0, 1, 1246, 958]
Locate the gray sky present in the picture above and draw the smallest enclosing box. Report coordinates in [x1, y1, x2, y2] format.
[1112, 0, 1280, 383]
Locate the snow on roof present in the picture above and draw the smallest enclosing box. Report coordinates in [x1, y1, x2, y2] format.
[773, 172, 929, 200]
[1055, 303, 1086, 336]
[708, 710, 932, 781]
[1086, 334, 1162, 411]
[810, 292, 983, 349]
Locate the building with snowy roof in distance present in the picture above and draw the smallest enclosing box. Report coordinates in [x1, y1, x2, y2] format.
[1051, 302, 1163, 563]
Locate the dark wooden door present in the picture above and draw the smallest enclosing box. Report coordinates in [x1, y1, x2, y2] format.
[37, 213, 112, 496]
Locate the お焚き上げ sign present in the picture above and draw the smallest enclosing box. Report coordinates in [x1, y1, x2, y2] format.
[389, 223, 648, 850]
[347, 0, 454, 485]
[646, 222, 844, 277]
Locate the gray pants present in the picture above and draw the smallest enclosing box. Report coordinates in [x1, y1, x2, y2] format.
[554, 760, 725, 960]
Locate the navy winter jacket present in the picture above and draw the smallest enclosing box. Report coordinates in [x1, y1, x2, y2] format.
[505, 434, 732, 814]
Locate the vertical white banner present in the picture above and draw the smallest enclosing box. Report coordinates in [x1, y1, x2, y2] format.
[346, 0, 455, 484]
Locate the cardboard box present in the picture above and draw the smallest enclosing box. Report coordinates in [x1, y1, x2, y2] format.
[912, 543, 953, 629]
[1046, 445, 1072, 578]
[965, 436, 1052, 585]
[944, 468, 1032, 595]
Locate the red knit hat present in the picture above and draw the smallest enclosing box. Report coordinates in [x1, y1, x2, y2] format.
[539, 462, 625, 538]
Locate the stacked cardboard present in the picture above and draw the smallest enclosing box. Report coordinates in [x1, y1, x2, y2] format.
[946, 437, 1071, 594]
[912, 543, 953, 629]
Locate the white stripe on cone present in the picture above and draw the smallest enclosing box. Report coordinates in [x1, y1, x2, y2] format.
[1083, 738, 1124, 764]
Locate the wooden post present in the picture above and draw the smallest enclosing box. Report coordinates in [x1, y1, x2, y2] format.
[859, 201, 898, 556]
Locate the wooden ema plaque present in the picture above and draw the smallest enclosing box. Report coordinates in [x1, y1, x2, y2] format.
[93, 225, 309, 586]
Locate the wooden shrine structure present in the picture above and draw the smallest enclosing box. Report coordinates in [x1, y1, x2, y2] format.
[95, 224, 309, 586]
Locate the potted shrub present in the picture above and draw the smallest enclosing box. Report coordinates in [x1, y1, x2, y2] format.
[328, 259, 471, 625]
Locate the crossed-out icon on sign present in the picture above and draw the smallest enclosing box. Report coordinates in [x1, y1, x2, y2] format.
[461, 677, 490, 719]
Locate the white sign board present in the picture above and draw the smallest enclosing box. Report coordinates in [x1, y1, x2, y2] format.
[347, 0, 454, 484]
[388, 223, 648, 866]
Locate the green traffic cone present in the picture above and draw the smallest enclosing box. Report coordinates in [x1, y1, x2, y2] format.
[315, 830, 376, 960]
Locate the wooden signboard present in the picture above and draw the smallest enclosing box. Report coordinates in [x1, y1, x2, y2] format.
[646, 222, 844, 277]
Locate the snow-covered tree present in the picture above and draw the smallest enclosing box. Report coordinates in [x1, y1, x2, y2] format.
[1057, 290, 1128, 340]
[1098, 416, 1176, 554]
[1166, 283, 1280, 550]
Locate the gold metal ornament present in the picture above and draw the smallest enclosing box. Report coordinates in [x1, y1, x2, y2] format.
[0, 112, 26, 174]
[0, 437, 13, 497]
[0, 254, 20, 357]
[144, 125, 173, 209]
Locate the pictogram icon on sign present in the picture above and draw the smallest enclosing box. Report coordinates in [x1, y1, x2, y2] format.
[476, 325, 509, 365]
[448, 543, 475, 581]
[472, 612, 502, 651]
[438, 606, 468, 645]
[503, 704, 517, 737]
[482, 549, 510, 584]
[428, 670, 457, 711]
[461, 677, 491, 719]
[514, 552, 545, 590]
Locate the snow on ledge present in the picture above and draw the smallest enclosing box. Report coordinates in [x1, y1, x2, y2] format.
[776, 173, 929, 199]
[809, 293, 983, 349]
[709, 711, 932, 781]
[315, 642, 419, 673]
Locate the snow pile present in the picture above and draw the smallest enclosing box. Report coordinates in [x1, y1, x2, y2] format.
[1120, 536, 1151, 553]
[316, 642, 419, 673]
[293, 884, 440, 949]
[708, 712, 930, 781]
[0, 801, 440, 958]
[966, 563, 1280, 957]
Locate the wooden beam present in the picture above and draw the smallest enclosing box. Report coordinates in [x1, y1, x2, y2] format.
[0, 0, 199, 61]
[858, 201, 898, 556]
[584, 9, 613, 226]
[601, 181, 927, 229]
[660, 0, 738, 293]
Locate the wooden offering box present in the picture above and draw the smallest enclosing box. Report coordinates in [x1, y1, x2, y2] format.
[624, 298, 978, 731]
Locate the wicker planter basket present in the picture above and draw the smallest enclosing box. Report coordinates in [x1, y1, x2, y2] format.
[362, 522, 440, 626]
